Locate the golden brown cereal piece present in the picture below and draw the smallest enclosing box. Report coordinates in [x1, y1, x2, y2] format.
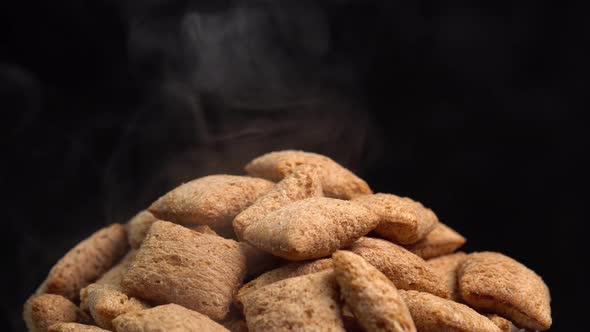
[148, 175, 274, 228]
[240, 270, 345, 332]
[23, 294, 91, 332]
[244, 150, 372, 199]
[48, 323, 110, 332]
[121, 221, 247, 320]
[405, 223, 466, 259]
[243, 197, 379, 261]
[37, 224, 128, 300]
[332, 251, 416, 332]
[348, 237, 448, 298]
[80, 251, 150, 330]
[399, 290, 501, 332]
[240, 242, 283, 278]
[233, 164, 323, 240]
[125, 211, 158, 249]
[426, 252, 467, 301]
[353, 193, 438, 244]
[112, 304, 229, 332]
[457, 252, 552, 330]
[236, 258, 333, 309]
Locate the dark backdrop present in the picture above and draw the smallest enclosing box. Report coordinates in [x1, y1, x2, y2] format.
[2, 1, 586, 330]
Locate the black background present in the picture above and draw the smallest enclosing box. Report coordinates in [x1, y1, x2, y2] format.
[1, 1, 586, 330]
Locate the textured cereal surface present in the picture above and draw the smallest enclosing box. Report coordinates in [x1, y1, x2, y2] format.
[240, 270, 345, 332]
[353, 193, 438, 244]
[457, 252, 552, 330]
[243, 197, 379, 260]
[405, 223, 466, 259]
[400, 290, 501, 332]
[149, 175, 274, 227]
[426, 252, 467, 301]
[37, 224, 128, 300]
[233, 164, 323, 240]
[332, 251, 416, 332]
[112, 304, 229, 332]
[244, 150, 372, 199]
[125, 211, 157, 249]
[23, 294, 90, 332]
[348, 237, 448, 298]
[48, 323, 110, 332]
[121, 221, 246, 320]
[236, 258, 333, 308]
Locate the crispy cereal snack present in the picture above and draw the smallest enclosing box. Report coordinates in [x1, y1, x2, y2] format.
[240, 270, 345, 332]
[458, 252, 552, 330]
[348, 237, 448, 298]
[353, 193, 438, 244]
[405, 223, 465, 259]
[149, 175, 274, 227]
[245, 150, 371, 199]
[121, 221, 246, 320]
[243, 197, 379, 260]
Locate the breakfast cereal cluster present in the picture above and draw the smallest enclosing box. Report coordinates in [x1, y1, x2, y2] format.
[24, 150, 551, 332]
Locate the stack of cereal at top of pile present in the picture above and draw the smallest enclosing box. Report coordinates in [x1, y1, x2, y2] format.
[24, 150, 552, 332]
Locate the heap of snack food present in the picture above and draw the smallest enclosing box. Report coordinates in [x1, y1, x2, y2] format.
[24, 150, 552, 332]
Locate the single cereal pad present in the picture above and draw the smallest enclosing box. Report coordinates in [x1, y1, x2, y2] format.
[243, 197, 379, 260]
[457, 252, 552, 330]
[348, 237, 448, 298]
[332, 251, 416, 332]
[353, 193, 438, 244]
[244, 150, 372, 199]
[239, 270, 345, 332]
[149, 175, 274, 227]
[405, 223, 465, 259]
[121, 221, 246, 320]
